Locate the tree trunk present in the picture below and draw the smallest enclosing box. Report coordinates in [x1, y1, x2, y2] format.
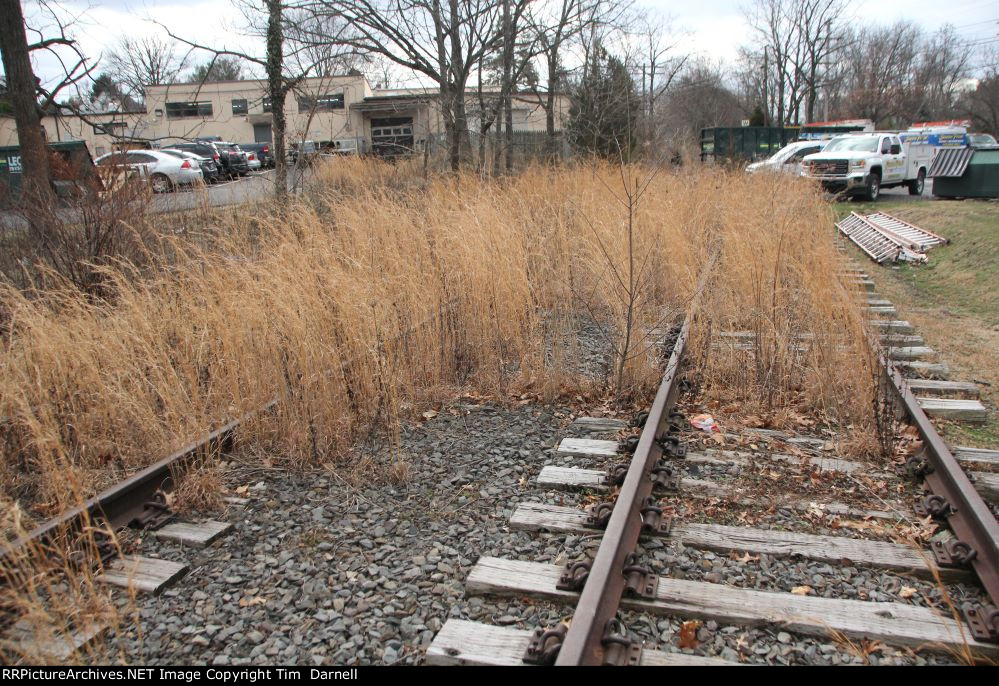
[501, 0, 514, 173]
[447, 0, 463, 172]
[266, 0, 287, 202]
[0, 0, 53, 202]
[546, 51, 559, 161]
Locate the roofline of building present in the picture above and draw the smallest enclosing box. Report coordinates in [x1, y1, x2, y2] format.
[145, 73, 366, 90]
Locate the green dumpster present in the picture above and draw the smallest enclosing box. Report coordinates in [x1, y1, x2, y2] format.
[932, 148, 999, 199]
[0, 140, 100, 206]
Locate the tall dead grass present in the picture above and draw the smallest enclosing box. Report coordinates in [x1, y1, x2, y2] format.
[0, 158, 880, 662]
[689, 172, 875, 437]
[0, 160, 708, 529]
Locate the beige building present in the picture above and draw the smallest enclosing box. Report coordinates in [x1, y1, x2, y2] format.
[0, 74, 569, 158]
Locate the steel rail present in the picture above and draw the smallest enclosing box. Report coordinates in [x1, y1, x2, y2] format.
[0, 401, 274, 573]
[884, 358, 999, 616]
[554, 313, 690, 665]
[555, 255, 715, 666]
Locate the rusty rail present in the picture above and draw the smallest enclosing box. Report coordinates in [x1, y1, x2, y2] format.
[0, 402, 274, 576]
[554, 312, 691, 665]
[555, 253, 715, 665]
[885, 359, 999, 640]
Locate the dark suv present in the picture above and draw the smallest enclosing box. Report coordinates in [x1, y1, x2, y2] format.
[208, 141, 250, 178]
[239, 142, 274, 168]
[171, 141, 232, 177]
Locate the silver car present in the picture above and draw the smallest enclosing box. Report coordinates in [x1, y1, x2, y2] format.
[94, 149, 204, 192]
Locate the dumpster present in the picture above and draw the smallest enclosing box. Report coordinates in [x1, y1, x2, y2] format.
[931, 148, 999, 199]
[700, 126, 800, 163]
[0, 140, 102, 206]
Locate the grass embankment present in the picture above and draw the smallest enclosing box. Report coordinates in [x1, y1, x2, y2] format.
[837, 199, 999, 446]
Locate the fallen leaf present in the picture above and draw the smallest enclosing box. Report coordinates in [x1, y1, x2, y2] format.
[677, 620, 701, 649]
[235, 485, 249, 495]
[239, 596, 267, 607]
[899, 586, 918, 599]
[791, 585, 813, 596]
[422, 410, 438, 420]
[710, 433, 725, 445]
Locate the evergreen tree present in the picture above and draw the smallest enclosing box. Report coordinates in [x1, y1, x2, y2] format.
[567, 45, 639, 159]
[188, 56, 244, 83]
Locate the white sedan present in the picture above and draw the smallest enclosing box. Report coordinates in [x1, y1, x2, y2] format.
[94, 149, 204, 192]
[746, 140, 827, 175]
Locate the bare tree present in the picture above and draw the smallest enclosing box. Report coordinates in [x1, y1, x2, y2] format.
[744, 0, 803, 126]
[793, 0, 847, 123]
[659, 60, 746, 142]
[306, 0, 502, 171]
[526, 0, 606, 157]
[909, 25, 970, 121]
[965, 48, 999, 135]
[839, 22, 921, 127]
[159, 0, 345, 200]
[106, 36, 185, 101]
[624, 9, 688, 141]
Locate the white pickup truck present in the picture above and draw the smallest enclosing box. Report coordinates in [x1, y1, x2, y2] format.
[801, 133, 932, 201]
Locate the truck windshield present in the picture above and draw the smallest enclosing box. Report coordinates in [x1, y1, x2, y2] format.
[823, 137, 879, 153]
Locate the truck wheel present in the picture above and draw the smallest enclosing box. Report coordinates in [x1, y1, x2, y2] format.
[908, 169, 925, 196]
[864, 172, 881, 201]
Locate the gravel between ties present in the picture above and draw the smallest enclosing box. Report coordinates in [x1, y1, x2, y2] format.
[105, 401, 964, 666]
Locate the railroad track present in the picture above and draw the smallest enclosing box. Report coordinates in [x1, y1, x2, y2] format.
[425, 261, 999, 665]
[2, 259, 997, 664]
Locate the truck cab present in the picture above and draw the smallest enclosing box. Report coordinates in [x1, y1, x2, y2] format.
[802, 133, 930, 200]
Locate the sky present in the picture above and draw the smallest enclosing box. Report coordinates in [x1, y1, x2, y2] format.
[22, 0, 999, 92]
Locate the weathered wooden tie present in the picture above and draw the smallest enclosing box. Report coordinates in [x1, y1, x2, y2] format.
[916, 397, 988, 423]
[98, 555, 188, 594]
[954, 446, 999, 469]
[970, 472, 999, 505]
[426, 620, 740, 666]
[466, 557, 999, 660]
[5, 620, 109, 661]
[895, 360, 950, 379]
[534, 468, 894, 519]
[869, 320, 914, 334]
[555, 438, 619, 458]
[569, 417, 628, 435]
[509, 505, 962, 582]
[889, 346, 935, 361]
[152, 520, 233, 548]
[905, 379, 980, 398]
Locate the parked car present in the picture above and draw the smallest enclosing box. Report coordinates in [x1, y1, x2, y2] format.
[94, 149, 203, 193]
[160, 148, 220, 184]
[239, 142, 274, 168]
[288, 140, 318, 165]
[969, 133, 998, 149]
[171, 141, 228, 176]
[209, 141, 251, 177]
[244, 150, 262, 171]
[746, 140, 827, 175]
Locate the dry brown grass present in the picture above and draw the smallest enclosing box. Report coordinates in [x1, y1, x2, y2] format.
[689, 173, 876, 444]
[0, 159, 877, 662]
[0, 160, 879, 527]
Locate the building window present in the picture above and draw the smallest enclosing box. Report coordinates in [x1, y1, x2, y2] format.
[262, 96, 272, 113]
[232, 99, 248, 115]
[298, 93, 344, 113]
[166, 101, 213, 119]
[93, 122, 126, 136]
